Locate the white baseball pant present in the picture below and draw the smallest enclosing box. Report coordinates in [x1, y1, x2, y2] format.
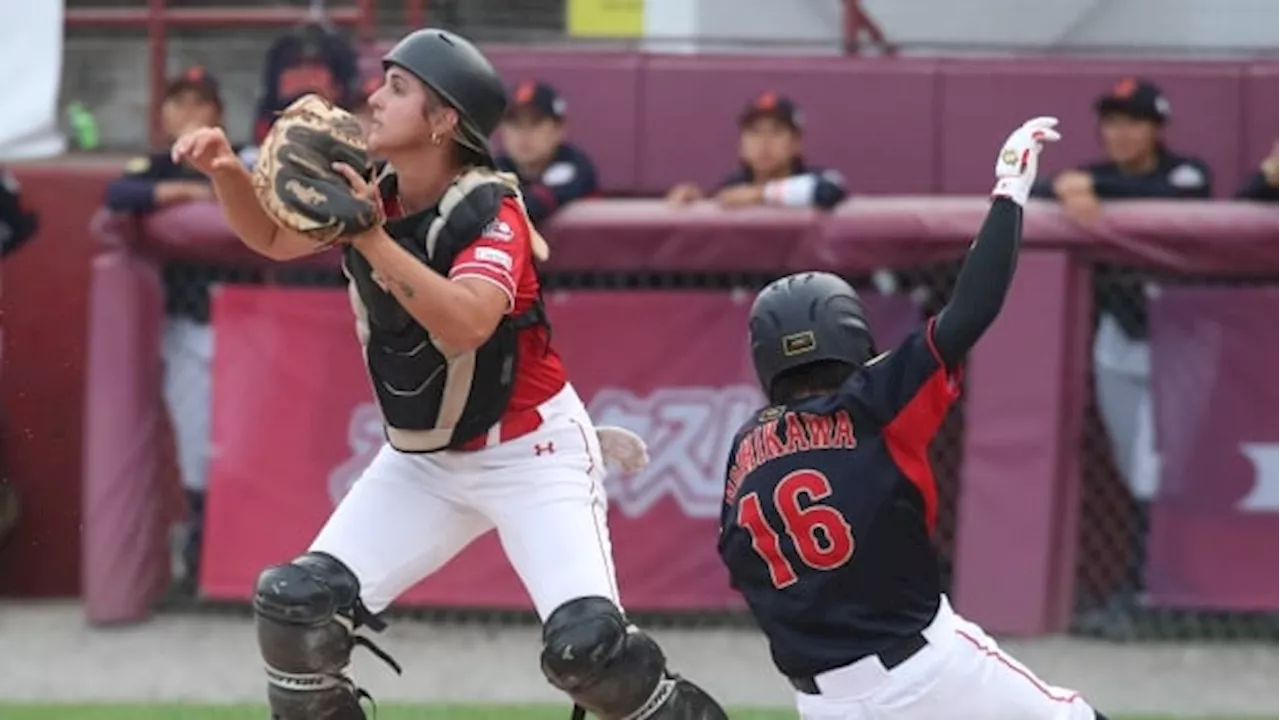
[1092, 312, 1160, 501]
[161, 316, 215, 494]
[308, 383, 619, 618]
[793, 598, 1098, 720]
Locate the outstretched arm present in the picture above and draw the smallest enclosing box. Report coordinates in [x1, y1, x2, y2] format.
[932, 117, 1060, 367]
[171, 126, 320, 262]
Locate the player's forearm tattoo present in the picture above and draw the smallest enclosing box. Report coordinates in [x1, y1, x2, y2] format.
[373, 267, 417, 299]
[392, 277, 416, 299]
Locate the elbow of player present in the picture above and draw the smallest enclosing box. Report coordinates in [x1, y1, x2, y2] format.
[814, 184, 848, 210]
[433, 326, 489, 357]
[433, 312, 501, 356]
[440, 327, 487, 355]
[971, 295, 1008, 334]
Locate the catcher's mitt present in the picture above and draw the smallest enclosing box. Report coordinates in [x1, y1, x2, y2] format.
[252, 93, 383, 247]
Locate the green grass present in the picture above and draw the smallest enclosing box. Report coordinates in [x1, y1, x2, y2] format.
[0, 707, 779, 720]
[0, 705, 1271, 720]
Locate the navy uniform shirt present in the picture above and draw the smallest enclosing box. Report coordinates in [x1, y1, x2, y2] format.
[1236, 170, 1279, 202]
[717, 160, 848, 210]
[1031, 150, 1212, 339]
[495, 142, 599, 226]
[1031, 149, 1213, 201]
[718, 320, 959, 679]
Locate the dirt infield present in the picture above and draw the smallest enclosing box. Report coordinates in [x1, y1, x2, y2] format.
[0, 601, 1275, 717]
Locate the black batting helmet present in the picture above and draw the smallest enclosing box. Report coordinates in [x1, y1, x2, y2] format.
[383, 28, 506, 159]
[748, 272, 874, 396]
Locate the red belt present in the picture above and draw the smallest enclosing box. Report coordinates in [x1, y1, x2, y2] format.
[453, 407, 544, 451]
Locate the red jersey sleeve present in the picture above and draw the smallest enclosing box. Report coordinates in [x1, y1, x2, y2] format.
[448, 198, 530, 314]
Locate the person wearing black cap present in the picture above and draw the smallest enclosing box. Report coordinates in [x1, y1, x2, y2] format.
[1236, 139, 1278, 202]
[496, 80, 600, 226]
[104, 66, 260, 600]
[108, 67, 240, 214]
[253, 21, 361, 144]
[173, 28, 727, 720]
[668, 91, 847, 210]
[1033, 78, 1211, 221]
[1036, 79, 1210, 639]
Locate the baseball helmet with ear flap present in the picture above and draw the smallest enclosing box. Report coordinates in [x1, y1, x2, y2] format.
[382, 28, 507, 159]
[748, 271, 875, 396]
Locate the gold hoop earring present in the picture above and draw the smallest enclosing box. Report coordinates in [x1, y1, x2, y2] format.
[430, 133, 441, 145]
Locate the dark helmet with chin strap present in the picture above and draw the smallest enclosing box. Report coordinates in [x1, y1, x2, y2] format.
[382, 28, 506, 161]
[748, 271, 875, 398]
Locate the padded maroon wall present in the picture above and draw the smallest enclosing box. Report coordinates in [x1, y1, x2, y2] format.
[475, 49, 1277, 197]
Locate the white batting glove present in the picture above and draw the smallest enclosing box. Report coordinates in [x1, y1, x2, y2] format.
[992, 116, 1061, 207]
[596, 425, 650, 475]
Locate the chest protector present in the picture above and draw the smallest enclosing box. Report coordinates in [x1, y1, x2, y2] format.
[343, 169, 547, 452]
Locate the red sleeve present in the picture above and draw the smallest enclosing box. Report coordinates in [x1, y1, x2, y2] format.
[449, 198, 529, 314]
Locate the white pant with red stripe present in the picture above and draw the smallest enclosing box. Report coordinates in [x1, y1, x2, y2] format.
[794, 597, 1097, 720]
[308, 383, 619, 619]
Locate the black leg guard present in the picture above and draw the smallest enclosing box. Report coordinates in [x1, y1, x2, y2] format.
[541, 596, 728, 720]
[254, 552, 398, 720]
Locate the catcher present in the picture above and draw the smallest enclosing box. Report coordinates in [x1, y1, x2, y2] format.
[172, 28, 727, 720]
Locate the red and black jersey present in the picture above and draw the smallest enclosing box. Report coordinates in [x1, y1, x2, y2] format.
[717, 319, 960, 680]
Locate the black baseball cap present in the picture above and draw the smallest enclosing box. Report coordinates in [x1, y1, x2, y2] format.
[505, 80, 567, 122]
[739, 91, 804, 132]
[1095, 78, 1170, 124]
[164, 66, 222, 109]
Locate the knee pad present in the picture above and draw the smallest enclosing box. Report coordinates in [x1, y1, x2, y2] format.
[253, 552, 394, 720]
[540, 596, 728, 720]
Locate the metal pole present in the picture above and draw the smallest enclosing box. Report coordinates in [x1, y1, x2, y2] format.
[147, 0, 168, 147]
[357, 0, 378, 41]
[407, 0, 427, 30]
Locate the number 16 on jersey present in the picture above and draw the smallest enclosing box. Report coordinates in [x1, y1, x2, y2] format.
[736, 469, 856, 589]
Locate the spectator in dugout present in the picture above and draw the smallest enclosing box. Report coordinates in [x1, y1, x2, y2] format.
[666, 91, 847, 209]
[1032, 78, 1211, 219]
[1035, 78, 1211, 637]
[495, 80, 600, 226]
[252, 20, 360, 145]
[104, 67, 261, 600]
[1236, 139, 1278, 202]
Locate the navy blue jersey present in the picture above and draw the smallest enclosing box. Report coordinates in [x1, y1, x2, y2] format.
[1237, 169, 1279, 202]
[716, 161, 847, 209]
[718, 320, 959, 679]
[1030, 149, 1212, 200]
[495, 142, 600, 225]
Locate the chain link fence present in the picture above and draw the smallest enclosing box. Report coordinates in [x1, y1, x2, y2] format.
[151, 253, 1279, 650]
[1073, 263, 1279, 642]
[151, 260, 969, 632]
[157, 262, 345, 600]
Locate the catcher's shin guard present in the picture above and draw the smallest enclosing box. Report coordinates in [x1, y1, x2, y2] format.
[254, 552, 400, 720]
[541, 596, 729, 720]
